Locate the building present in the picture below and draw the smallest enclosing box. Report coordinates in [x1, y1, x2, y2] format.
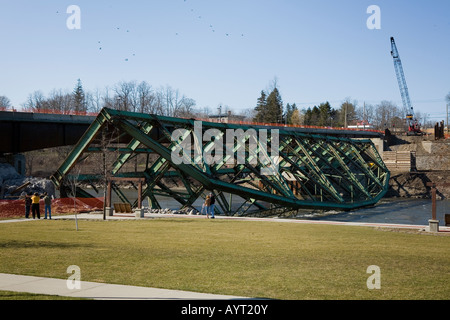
[208, 111, 246, 123]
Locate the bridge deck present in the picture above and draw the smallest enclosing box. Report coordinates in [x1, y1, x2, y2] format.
[0, 110, 382, 154]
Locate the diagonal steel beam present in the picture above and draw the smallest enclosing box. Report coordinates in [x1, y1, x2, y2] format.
[51, 109, 111, 187]
[111, 122, 153, 175]
[288, 138, 344, 203]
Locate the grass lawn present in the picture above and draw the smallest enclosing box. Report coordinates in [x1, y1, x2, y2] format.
[0, 218, 449, 300]
[0, 290, 86, 300]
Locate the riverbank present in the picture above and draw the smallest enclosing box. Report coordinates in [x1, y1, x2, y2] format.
[387, 171, 450, 199]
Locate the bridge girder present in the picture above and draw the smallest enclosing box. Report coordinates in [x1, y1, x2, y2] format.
[51, 108, 390, 215]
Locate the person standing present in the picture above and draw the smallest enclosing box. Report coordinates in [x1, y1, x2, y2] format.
[31, 193, 41, 219]
[204, 194, 211, 219]
[24, 193, 32, 219]
[43, 192, 52, 219]
[201, 200, 207, 216]
[209, 193, 216, 219]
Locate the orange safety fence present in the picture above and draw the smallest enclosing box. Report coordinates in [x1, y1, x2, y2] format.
[1, 109, 385, 134]
[0, 197, 104, 219]
[1, 108, 99, 117]
[194, 117, 385, 134]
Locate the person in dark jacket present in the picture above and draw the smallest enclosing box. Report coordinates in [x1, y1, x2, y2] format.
[209, 193, 215, 219]
[24, 193, 32, 219]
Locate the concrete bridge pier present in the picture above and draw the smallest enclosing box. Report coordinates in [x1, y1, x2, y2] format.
[0, 153, 26, 176]
[13, 154, 26, 176]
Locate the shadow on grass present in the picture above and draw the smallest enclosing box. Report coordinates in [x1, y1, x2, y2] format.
[0, 240, 93, 249]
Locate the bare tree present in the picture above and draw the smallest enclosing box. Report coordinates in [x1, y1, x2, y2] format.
[136, 81, 155, 113]
[114, 81, 138, 111]
[92, 126, 123, 220]
[175, 97, 196, 118]
[154, 85, 196, 117]
[46, 89, 74, 114]
[102, 86, 120, 109]
[19, 80, 197, 117]
[64, 163, 83, 231]
[372, 100, 403, 130]
[0, 95, 11, 110]
[356, 103, 375, 126]
[22, 91, 46, 112]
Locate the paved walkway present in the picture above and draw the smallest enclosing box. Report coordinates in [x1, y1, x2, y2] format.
[1, 212, 448, 300]
[50, 211, 450, 232]
[0, 273, 247, 300]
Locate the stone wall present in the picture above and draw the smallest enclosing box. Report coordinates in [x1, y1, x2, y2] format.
[415, 140, 450, 171]
[386, 136, 450, 171]
[387, 171, 450, 199]
[383, 136, 449, 199]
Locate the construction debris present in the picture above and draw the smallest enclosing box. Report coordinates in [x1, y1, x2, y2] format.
[0, 163, 55, 199]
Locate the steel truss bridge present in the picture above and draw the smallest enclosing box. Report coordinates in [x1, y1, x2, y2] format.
[51, 108, 390, 216]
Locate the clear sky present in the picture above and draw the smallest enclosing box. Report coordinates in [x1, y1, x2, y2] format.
[1, 0, 449, 121]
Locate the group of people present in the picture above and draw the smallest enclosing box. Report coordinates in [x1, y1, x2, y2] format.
[201, 192, 216, 219]
[23, 192, 52, 219]
[22, 191, 215, 220]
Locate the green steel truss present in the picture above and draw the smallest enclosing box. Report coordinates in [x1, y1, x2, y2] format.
[51, 108, 390, 215]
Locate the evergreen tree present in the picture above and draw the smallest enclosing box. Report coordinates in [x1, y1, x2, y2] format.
[253, 90, 267, 123]
[73, 79, 86, 113]
[285, 103, 299, 125]
[265, 87, 283, 124]
[308, 106, 320, 125]
[318, 101, 332, 126]
[304, 107, 312, 125]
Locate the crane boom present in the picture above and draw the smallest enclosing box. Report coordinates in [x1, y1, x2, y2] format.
[390, 37, 422, 135]
[390, 37, 413, 118]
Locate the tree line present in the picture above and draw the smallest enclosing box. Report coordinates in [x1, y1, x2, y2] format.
[3, 79, 197, 118]
[2, 80, 448, 130]
[253, 86, 442, 130]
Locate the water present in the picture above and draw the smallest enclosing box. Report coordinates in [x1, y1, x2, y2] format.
[86, 187, 449, 226]
[295, 198, 450, 226]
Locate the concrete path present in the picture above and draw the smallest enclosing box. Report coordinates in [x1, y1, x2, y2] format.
[0, 273, 248, 300]
[49, 212, 450, 232]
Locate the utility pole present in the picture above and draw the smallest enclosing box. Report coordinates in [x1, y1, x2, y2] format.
[345, 104, 347, 128]
[447, 103, 448, 132]
[363, 102, 366, 129]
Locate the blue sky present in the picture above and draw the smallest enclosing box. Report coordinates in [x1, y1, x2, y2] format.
[1, 0, 449, 121]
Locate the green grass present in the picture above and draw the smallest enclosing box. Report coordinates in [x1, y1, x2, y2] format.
[0, 218, 449, 300]
[0, 290, 86, 300]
